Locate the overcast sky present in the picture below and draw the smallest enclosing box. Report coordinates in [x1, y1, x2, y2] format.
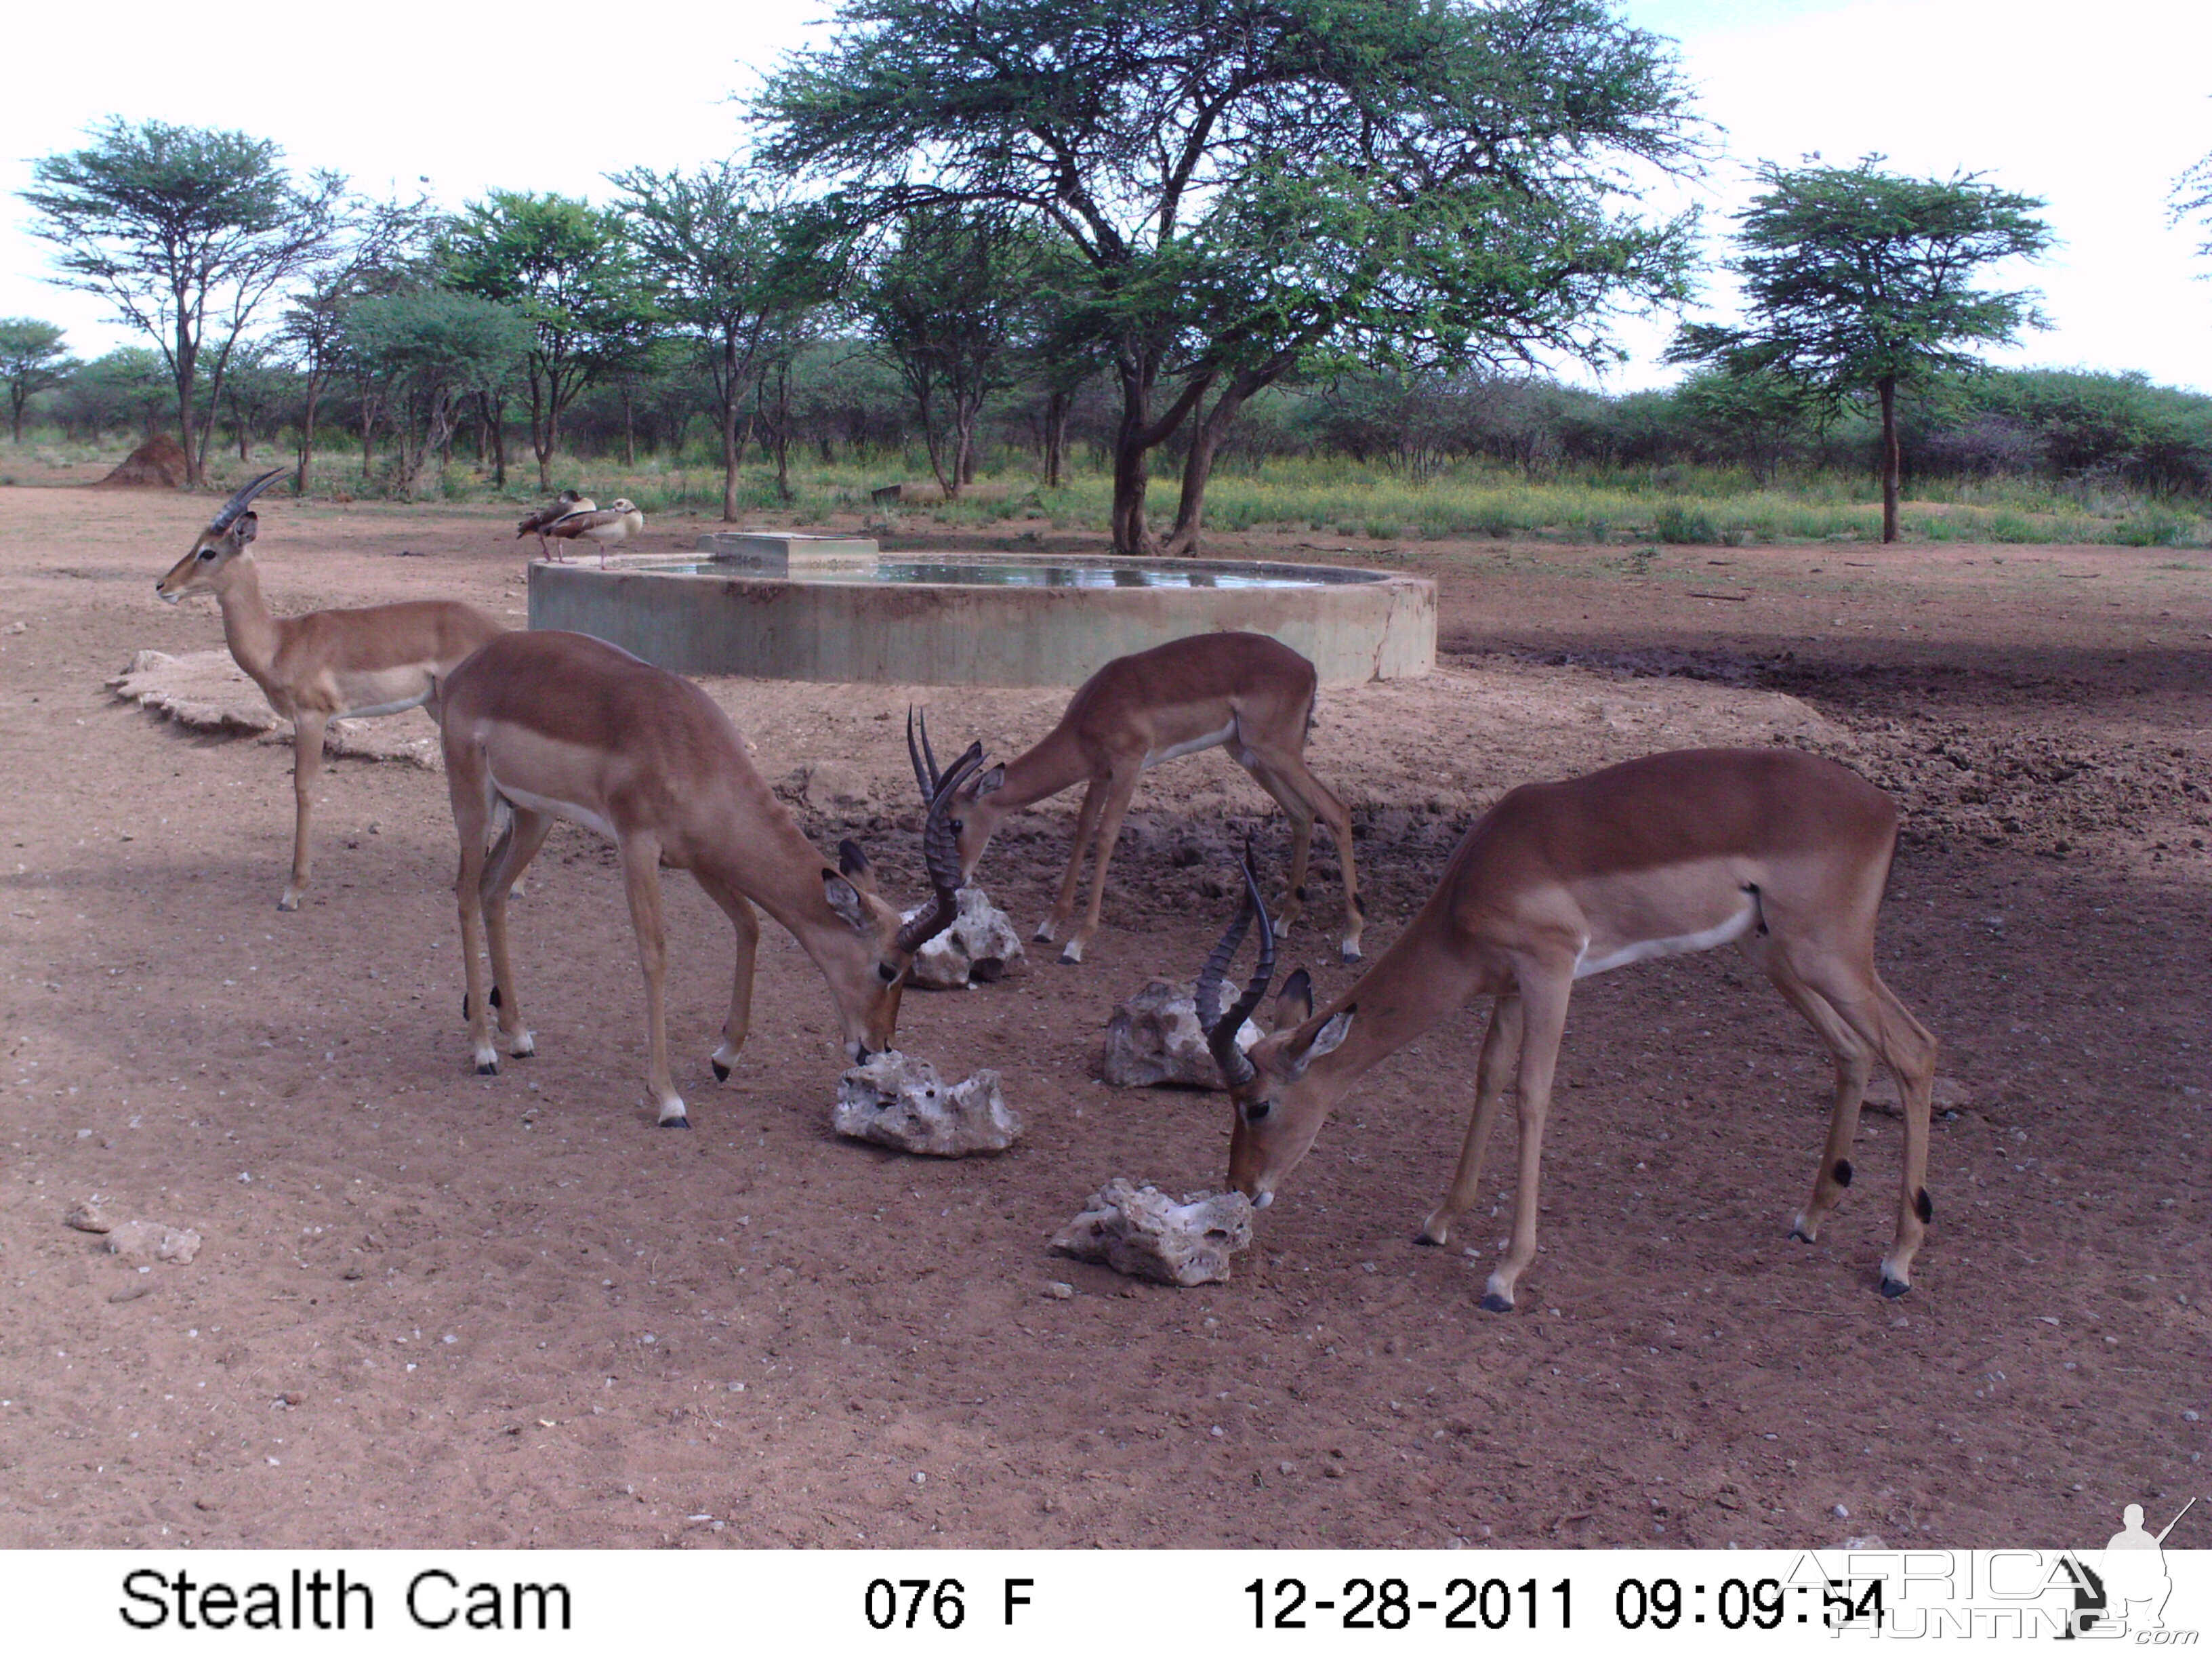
[3, 0, 2207, 393]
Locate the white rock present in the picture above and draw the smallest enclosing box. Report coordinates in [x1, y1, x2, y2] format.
[104, 1221, 202, 1264]
[63, 1198, 112, 1234]
[1101, 981, 1261, 1089]
[902, 887, 1025, 989]
[833, 1051, 1021, 1155]
[1050, 1179, 1254, 1286]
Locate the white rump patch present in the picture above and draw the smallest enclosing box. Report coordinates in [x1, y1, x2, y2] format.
[491, 777, 619, 842]
[1573, 901, 1759, 979]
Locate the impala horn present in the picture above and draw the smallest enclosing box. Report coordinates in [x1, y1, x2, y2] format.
[207, 468, 289, 534]
[1196, 845, 1275, 1088]
[894, 737, 987, 956]
[905, 705, 945, 808]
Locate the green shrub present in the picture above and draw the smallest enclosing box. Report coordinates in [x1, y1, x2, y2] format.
[1654, 502, 1721, 544]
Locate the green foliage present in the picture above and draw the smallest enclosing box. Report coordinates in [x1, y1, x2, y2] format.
[760, 0, 1708, 549]
[18, 118, 347, 480]
[0, 317, 79, 441]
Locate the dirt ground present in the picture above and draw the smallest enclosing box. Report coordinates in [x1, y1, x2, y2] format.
[0, 479, 2205, 1551]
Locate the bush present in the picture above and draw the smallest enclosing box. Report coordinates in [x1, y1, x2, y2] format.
[1654, 502, 1721, 544]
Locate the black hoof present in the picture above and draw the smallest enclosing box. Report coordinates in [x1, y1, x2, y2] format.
[1879, 1275, 1910, 1298]
[659, 1115, 691, 1130]
[1789, 1224, 1815, 1244]
[710, 1058, 731, 1082]
[1414, 1231, 1443, 1248]
[476, 1061, 498, 1076]
[508, 1048, 532, 1061]
[1340, 947, 1363, 965]
[1477, 1292, 1514, 1315]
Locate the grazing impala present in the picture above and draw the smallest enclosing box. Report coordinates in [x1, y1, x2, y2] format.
[942, 631, 1362, 966]
[439, 629, 983, 1127]
[1195, 747, 1939, 1308]
[155, 468, 506, 911]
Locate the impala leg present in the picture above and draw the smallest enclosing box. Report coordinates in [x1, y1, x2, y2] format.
[1063, 763, 1143, 964]
[1739, 933, 1873, 1240]
[1480, 967, 1574, 1313]
[706, 888, 760, 1082]
[480, 807, 553, 1059]
[280, 712, 330, 911]
[1418, 994, 1523, 1247]
[619, 834, 688, 1128]
[1038, 777, 1110, 948]
[453, 821, 500, 1078]
[1244, 743, 1364, 962]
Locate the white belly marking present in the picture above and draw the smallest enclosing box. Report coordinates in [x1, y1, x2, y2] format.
[1146, 722, 1235, 770]
[492, 777, 619, 842]
[1574, 903, 1759, 979]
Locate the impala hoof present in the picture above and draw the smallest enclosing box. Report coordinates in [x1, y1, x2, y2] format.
[1879, 1273, 1910, 1298]
[475, 1061, 498, 1077]
[710, 1058, 731, 1082]
[1477, 1291, 1514, 1315]
[276, 893, 300, 913]
[658, 1115, 692, 1130]
[1414, 1231, 1444, 1248]
[1340, 944, 1363, 965]
[1057, 942, 1084, 965]
[1790, 1225, 1815, 1244]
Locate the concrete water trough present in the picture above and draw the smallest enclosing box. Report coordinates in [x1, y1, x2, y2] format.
[527, 532, 1435, 689]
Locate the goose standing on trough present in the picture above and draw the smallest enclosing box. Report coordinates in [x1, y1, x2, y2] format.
[516, 490, 594, 560]
[542, 499, 643, 567]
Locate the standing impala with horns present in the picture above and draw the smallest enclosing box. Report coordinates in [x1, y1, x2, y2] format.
[439, 630, 984, 1126]
[1196, 747, 1940, 1309]
[155, 468, 506, 910]
[941, 631, 1362, 965]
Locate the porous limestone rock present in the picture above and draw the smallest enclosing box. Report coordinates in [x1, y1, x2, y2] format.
[834, 1052, 1021, 1156]
[902, 886, 1025, 990]
[1101, 981, 1261, 1088]
[63, 1198, 112, 1234]
[104, 1221, 202, 1264]
[1050, 1179, 1254, 1286]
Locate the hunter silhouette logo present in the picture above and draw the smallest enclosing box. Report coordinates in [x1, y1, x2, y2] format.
[2057, 1498, 2199, 1639]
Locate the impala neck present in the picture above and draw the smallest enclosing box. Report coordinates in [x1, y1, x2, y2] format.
[990, 729, 1093, 814]
[210, 555, 285, 687]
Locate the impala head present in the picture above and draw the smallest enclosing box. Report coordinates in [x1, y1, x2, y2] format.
[817, 729, 989, 1061]
[906, 705, 1008, 882]
[155, 469, 287, 604]
[1196, 855, 1356, 1208]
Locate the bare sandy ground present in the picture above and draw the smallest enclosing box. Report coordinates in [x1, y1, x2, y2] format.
[0, 481, 2205, 1550]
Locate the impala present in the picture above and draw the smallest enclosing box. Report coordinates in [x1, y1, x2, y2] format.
[1195, 747, 1940, 1308]
[439, 630, 983, 1126]
[942, 631, 1362, 966]
[155, 468, 507, 911]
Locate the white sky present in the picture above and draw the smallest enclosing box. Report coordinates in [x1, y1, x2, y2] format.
[1, 0, 2207, 394]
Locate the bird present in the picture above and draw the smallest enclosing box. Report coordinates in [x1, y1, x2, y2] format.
[543, 499, 644, 568]
[516, 491, 595, 561]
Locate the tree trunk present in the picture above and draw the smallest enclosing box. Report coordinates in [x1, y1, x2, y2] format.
[10, 391, 25, 445]
[1042, 388, 1068, 489]
[621, 384, 636, 468]
[1162, 383, 1252, 557]
[720, 338, 742, 523]
[1878, 374, 1900, 545]
[297, 373, 324, 497]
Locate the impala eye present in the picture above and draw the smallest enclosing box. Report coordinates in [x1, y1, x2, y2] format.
[877, 962, 899, 983]
[1244, 1101, 1272, 1123]
[197, 548, 216, 560]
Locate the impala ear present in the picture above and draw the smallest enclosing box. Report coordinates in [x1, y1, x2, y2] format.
[1282, 1004, 1354, 1082]
[1272, 967, 1313, 1031]
[966, 763, 1006, 800]
[234, 512, 260, 546]
[823, 869, 870, 930]
[837, 838, 875, 887]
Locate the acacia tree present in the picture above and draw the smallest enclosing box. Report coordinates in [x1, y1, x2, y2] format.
[1668, 157, 2051, 543]
[855, 209, 1040, 495]
[0, 319, 79, 443]
[2173, 146, 2212, 264]
[19, 119, 346, 485]
[759, 0, 1703, 553]
[276, 195, 436, 495]
[342, 291, 532, 498]
[441, 192, 657, 490]
[609, 163, 802, 520]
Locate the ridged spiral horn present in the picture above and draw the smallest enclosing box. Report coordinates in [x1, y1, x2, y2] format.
[208, 468, 289, 534]
[1199, 845, 1276, 1088]
[894, 739, 986, 956]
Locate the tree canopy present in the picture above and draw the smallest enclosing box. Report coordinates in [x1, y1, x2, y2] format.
[1668, 155, 2051, 541]
[19, 118, 345, 484]
[758, 0, 1706, 552]
[0, 318, 79, 443]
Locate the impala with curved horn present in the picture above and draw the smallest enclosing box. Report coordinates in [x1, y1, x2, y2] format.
[155, 468, 507, 910]
[439, 630, 983, 1126]
[935, 632, 1363, 966]
[1195, 747, 1940, 1309]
